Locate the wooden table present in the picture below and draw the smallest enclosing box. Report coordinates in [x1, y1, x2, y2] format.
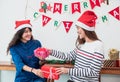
[0, 62, 15, 70]
[44, 64, 120, 75]
[100, 67, 120, 74]
[1, 62, 120, 82]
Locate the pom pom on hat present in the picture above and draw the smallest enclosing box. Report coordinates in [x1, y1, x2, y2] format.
[76, 10, 97, 31]
[15, 19, 32, 31]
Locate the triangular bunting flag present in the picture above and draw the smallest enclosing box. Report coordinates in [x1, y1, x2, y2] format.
[109, 7, 120, 20]
[42, 15, 51, 26]
[63, 21, 73, 33]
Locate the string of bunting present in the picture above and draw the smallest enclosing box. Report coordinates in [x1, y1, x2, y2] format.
[24, 0, 120, 33]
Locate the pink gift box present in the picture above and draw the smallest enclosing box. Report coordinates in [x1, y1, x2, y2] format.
[34, 47, 49, 59]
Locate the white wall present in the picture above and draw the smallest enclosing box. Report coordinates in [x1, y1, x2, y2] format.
[0, 0, 120, 82]
[0, 0, 120, 60]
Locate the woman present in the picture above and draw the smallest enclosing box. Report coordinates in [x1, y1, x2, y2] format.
[6, 20, 46, 82]
[48, 10, 104, 82]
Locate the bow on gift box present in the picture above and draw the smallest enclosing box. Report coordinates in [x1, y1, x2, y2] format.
[43, 67, 55, 79]
[41, 66, 59, 80]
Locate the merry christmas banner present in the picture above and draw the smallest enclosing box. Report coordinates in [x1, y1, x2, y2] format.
[23, 0, 120, 33]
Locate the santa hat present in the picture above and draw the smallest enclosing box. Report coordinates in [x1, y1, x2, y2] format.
[15, 19, 32, 32]
[76, 10, 97, 31]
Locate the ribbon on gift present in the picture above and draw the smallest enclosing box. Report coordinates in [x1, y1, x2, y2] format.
[48, 67, 55, 79]
[42, 67, 56, 80]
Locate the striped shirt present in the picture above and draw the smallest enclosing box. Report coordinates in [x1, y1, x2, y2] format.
[51, 40, 104, 82]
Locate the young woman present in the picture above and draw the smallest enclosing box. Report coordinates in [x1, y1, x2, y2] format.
[6, 20, 46, 82]
[47, 10, 104, 82]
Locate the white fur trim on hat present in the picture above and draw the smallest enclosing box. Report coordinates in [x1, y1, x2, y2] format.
[15, 24, 32, 32]
[76, 21, 95, 31]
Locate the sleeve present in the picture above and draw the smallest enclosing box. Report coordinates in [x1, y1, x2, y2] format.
[36, 40, 42, 47]
[10, 47, 25, 72]
[51, 49, 77, 61]
[68, 42, 104, 77]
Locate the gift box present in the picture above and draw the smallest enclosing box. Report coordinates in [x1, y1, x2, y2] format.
[41, 66, 59, 80]
[115, 59, 120, 67]
[34, 47, 49, 59]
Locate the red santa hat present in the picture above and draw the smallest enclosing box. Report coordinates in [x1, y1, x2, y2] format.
[15, 19, 32, 32]
[76, 10, 97, 31]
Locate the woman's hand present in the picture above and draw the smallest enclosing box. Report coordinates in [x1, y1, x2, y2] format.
[56, 67, 69, 75]
[46, 48, 52, 55]
[37, 56, 44, 60]
[32, 68, 44, 78]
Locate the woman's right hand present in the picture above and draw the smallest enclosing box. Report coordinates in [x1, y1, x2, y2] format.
[46, 48, 52, 55]
[32, 68, 44, 78]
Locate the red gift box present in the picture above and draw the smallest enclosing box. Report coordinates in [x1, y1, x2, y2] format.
[115, 59, 120, 67]
[41, 66, 59, 80]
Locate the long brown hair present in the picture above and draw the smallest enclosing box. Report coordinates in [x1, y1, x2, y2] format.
[6, 27, 33, 55]
[75, 28, 99, 48]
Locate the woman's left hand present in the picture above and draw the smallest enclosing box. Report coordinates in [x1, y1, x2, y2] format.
[56, 67, 69, 75]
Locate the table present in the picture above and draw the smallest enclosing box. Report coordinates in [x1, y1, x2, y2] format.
[0, 62, 15, 70]
[1, 62, 120, 82]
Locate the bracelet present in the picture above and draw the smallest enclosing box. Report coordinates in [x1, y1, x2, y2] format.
[31, 68, 33, 72]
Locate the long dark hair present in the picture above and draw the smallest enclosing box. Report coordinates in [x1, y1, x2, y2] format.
[75, 28, 99, 48]
[6, 27, 33, 55]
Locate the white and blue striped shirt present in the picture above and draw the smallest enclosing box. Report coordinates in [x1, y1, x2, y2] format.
[51, 40, 104, 82]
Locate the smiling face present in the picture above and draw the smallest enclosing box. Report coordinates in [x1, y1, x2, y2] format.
[21, 27, 32, 43]
[76, 25, 86, 39]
